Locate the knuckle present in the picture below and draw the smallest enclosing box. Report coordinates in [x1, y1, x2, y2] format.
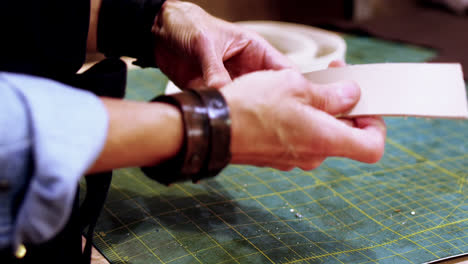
[192, 29, 209, 46]
[316, 91, 331, 111]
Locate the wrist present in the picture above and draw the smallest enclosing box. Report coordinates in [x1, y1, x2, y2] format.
[220, 88, 256, 164]
[141, 89, 231, 185]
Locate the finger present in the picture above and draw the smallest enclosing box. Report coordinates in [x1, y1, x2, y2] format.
[321, 115, 386, 163]
[224, 36, 298, 78]
[223, 38, 251, 61]
[199, 43, 232, 88]
[262, 44, 298, 71]
[338, 118, 356, 127]
[328, 60, 347, 68]
[351, 116, 387, 163]
[354, 116, 386, 130]
[307, 81, 361, 116]
[185, 77, 209, 90]
[296, 157, 327, 171]
[250, 33, 298, 71]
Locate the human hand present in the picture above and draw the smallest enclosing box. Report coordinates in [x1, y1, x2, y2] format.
[220, 68, 387, 171]
[152, 0, 295, 90]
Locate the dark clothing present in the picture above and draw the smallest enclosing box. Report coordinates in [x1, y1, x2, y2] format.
[1, 0, 89, 83]
[1, 0, 165, 82]
[98, 0, 166, 67]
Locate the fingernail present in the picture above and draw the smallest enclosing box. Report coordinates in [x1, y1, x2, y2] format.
[337, 81, 360, 105]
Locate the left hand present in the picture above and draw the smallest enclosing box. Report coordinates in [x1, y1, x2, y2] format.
[151, 0, 295, 89]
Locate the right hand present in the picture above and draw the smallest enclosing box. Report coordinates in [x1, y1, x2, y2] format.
[221, 69, 386, 171]
[152, 0, 295, 90]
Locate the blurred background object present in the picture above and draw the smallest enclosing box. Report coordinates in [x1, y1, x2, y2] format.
[186, 0, 353, 24]
[186, 0, 467, 22]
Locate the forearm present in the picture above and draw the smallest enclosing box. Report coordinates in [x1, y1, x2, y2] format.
[87, 98, 184, 173]
[87, 0, 102, 52]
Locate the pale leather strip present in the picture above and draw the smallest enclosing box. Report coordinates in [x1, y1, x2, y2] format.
[304, 63, 468, 119]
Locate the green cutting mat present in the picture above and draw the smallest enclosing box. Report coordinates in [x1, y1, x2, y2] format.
[83, 35, 468, 264]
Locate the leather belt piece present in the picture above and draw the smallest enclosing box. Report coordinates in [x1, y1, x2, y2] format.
[305, 63, 468, 119]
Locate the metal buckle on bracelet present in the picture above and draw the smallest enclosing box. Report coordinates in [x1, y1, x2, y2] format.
[141, 89, 231, 185]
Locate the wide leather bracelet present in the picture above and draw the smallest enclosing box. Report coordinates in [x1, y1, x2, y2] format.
[196, 90, 231, 181]
[141, 89, 231, 185]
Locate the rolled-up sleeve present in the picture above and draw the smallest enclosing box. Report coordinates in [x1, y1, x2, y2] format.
[0, 72, 108, 250]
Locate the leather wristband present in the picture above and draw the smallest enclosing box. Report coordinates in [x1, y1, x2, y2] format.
[195, 90, 231, 182]
[141, 89, 231, 185]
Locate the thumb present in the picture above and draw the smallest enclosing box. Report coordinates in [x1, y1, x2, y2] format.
[199, 47, 232, 89]
[308, 81, 361, 115]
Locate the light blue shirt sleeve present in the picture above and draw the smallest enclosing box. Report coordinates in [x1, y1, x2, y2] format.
[0, 72, 109, 250]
